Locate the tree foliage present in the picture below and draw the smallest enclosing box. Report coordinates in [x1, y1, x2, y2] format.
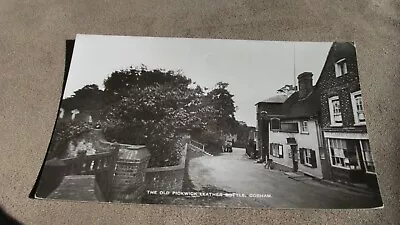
[62, 84, 105, 113]
[55, 65, 245, 167]
[102, 67, 220, 167]
[206, 82, 237, 134]
[48, 120, 93, 159]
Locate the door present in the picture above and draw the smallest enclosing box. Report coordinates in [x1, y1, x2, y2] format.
[291, 145, 298, 172]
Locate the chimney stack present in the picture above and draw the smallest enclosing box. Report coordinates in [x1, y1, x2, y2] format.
[297, 72, 313, 99]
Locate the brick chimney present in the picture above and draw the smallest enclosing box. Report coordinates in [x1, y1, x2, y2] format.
[297, 72, 313, 99]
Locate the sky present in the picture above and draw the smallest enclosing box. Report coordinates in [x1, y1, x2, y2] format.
[64, 34, 332, 127]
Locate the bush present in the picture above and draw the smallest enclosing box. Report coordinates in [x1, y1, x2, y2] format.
[190, 129, 223, 155]
[47, 120, 93, 159]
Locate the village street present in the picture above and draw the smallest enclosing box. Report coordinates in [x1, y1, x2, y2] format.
[184, 147, 382, 208]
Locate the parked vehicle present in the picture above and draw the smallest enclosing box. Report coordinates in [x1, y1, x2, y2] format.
[224, 140, 233, 152]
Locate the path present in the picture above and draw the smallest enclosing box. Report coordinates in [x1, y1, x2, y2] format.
[184, 147, 382, 208]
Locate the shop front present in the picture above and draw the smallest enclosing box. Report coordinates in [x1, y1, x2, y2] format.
[324, 131, 378, 190]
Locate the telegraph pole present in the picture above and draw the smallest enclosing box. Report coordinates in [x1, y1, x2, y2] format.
[293, 43, 297, 90]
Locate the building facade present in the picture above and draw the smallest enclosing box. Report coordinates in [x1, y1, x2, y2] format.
[266, 72, 327, 179]
[256, 94, 290, 163]
[316, 42, 378, 189]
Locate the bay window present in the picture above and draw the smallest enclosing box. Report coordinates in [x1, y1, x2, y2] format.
[328, 138, 360, 170]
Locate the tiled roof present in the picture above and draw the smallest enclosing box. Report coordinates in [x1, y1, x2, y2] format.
[258, 94, 290, 104]
[281, 90, 320, 119]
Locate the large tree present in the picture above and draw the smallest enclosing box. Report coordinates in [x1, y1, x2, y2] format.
[206, 82, 237, 134]
[62, 84, 104, 112]
[102, 67, 217, 167]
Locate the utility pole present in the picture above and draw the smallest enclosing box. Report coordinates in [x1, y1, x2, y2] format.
[293, 43, 297, 90]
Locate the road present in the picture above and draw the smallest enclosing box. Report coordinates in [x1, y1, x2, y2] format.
[184, 147, 383, 208]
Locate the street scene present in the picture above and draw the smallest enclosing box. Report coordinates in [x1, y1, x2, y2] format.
[34, 35, 383, 209]
[178, 147, 382, 208]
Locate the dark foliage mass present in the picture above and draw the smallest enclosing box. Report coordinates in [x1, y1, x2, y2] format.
[52, 65, 249, 167]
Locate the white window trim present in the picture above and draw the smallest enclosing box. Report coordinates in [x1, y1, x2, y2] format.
[300, 121, 309, 134]
[359, 140, 376, 174]
[328, 96, 342, 127]
[350, 90, 366, 126]
[335, 58, 348, 77]
[327, 138, 361, 170]
[303, 149, 312, 167]
[271, 143, 284, 158]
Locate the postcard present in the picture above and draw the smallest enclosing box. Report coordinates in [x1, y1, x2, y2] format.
[33, 34, 383, 208]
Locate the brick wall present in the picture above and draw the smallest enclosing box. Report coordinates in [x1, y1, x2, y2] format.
[111, 144, 151, 202]
[145, 167, 185, 191]
[317, 42, 367, 133]
[144, 143, 188, 192]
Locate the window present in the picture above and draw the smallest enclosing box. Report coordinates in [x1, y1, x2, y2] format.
[328, 96, 342, 126]
[299, 148, 317, 168]
[270, 143, 283, 158]
[300, 121, 308, 133]
[351, 91, 366, 125]
[328, 138, 360, 170]
[280, 122, 299, 133]
[335, 58, 348, 77]
[270, 118, 280, 131]
[360, 140, 375, 173]
[304, 149, 312, 166]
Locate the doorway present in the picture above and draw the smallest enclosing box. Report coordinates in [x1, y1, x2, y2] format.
[290, 145, 298, 172]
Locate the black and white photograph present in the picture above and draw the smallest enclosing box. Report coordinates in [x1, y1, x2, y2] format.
[34, 34, 383, 209]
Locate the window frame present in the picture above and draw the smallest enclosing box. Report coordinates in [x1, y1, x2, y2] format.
[270, 118, 281, 132]
[279, 122, 299, 133]
[335, 58, 348, 77]
[359, 140, 376, 174]
[270, 143, 284, 158]
[328, 96, 343, 127]
[350, 90, 366, 126]
[304, 149, 312, 167]
[300, 121, 309, 134]
[327, 138, 361, 170]
[299, 148, 317, 168]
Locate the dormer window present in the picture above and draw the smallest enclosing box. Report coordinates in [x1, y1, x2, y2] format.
[335, 58, 348, 77]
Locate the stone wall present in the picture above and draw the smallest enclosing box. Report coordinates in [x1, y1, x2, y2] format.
[111, 143, 150, 203]
[144, 143, 188, 192]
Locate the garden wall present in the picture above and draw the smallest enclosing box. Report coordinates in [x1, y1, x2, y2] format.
[144, 143, 188, 191]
